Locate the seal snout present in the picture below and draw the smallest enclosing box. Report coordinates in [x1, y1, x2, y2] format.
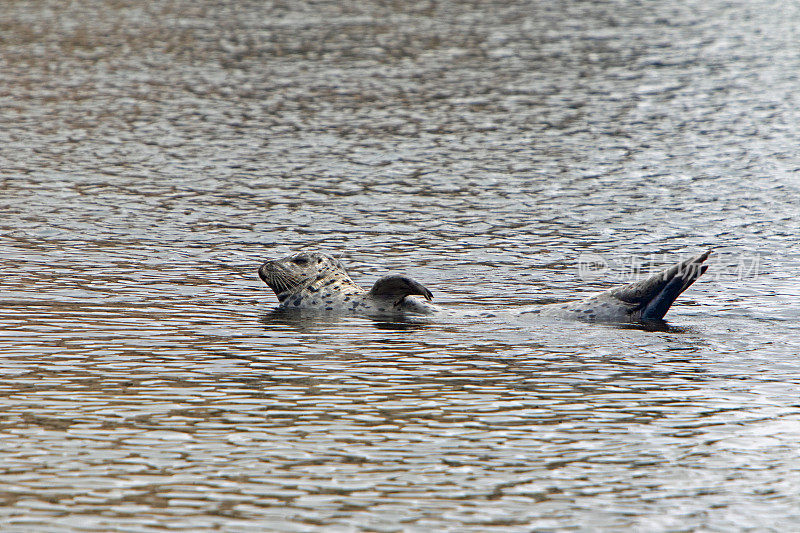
[258, 261, 274, 284]
[258, 258, 303, 296]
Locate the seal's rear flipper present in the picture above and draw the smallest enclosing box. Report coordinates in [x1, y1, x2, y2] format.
[369, 275, 433, 306]
[609, 250, 712, 321]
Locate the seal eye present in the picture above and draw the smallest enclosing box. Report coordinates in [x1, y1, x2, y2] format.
[292, 257, 308, 265]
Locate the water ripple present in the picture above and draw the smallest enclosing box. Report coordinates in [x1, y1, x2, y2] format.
[2, 0, 800, 530]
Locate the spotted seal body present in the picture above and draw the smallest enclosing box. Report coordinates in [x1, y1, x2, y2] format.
[258, 252, 438, 316]
[259, 250, 712, 322]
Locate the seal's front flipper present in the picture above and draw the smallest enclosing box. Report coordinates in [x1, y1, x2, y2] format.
[369, 275, 433, 306]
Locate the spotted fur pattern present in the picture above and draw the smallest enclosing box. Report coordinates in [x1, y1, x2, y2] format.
[259, 250, 711, 323]
[520, 250, 712, 322]
[258, 252, 438, 316]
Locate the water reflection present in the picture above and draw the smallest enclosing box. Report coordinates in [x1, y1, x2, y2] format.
[2, 0, 800, 530]
[261, 308, 432, 329]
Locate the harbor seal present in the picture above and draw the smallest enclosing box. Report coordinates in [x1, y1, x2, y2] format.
[258, 250, 712, 322]
[258, 252, 438, 316]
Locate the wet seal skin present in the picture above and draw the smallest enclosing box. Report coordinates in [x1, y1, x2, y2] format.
[529, 249, 713, 322]
[258, 252, 437, 317]
[258, 250, 712, 322]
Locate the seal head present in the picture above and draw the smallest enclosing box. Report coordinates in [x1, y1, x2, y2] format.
[258, 252, 351, 302]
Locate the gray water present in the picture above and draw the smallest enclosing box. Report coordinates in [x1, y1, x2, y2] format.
[2, 0, 800, 531]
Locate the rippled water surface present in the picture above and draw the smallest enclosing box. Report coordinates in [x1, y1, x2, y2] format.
[2, 0, 800, 531]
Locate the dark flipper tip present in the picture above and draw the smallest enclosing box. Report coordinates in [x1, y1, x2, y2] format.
[369, 275, 433, 303]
